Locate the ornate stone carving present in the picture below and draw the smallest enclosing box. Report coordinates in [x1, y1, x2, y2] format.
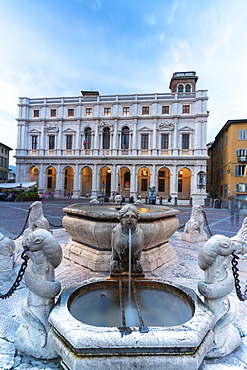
[99, 121, 114, 131]
[157, 121, 175, 130]
[181, 205, 207, 242]
[0, 232, 15, 271]
[24, 201, 50, 237]
[110, 204, 143, 274]
[15, 229, 62, 359]
[198, 234, 247, 358]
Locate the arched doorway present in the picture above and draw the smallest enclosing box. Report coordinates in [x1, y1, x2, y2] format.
[100, 166, 111, 197]
[46, 166, 56, 194]
[81, 166, 92, 196]
[157, 167, 170, 198]
[137, 167, 150, 197]
[177, 168, 191, 200]
[29, 166, 39, 186]
[118, 167, 130, 197]
[63, 166, 74, 196]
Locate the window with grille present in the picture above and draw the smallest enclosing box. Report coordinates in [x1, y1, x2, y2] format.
[50, 109, 56, 117]
[182, 134, 189, 149]
[49, 135, 55, 150]
[158, 179, 165, 192]
[161, 134, 169, 149]
[103, 127, 110, 149]
[121, 127, 129, 149]
[142, 106, 149, 115]
[239, 129, 247, 140]
[84, 128, 91, 149]
[86, 108, 92, 116]
[66, 135, 73, 150]
[33, 110, 39, 118]
[141, 178, 148, 191]
[162, 106, 169, 114]
[68, 109, 74, 117]
[104, 107, 111, 116]
[185, 84, 191, 92]
[141, 134, 149, 149]
[123, 107, 130, 116]
[182, 105, 190, 114]
[32, 136, 38, 150]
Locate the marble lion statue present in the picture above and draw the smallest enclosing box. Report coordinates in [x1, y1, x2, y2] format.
[184, 205, 206, 235]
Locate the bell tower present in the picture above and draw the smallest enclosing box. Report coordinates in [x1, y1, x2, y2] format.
[169, 71, 198, 93]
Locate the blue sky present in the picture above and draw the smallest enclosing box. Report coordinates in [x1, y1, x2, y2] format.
[0, 0, 247, 164]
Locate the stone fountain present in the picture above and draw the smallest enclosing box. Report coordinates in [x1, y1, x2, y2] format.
[62, 202, 179, 272]
[7, 202, 247, 369]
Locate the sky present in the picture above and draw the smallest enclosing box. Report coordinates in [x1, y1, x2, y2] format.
[0, 0, 247, 165]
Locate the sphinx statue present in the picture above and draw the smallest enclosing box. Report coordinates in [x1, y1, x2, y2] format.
[15, 228, 62, 359]
[110, 204, 144, 275]
[181, 205, 208, 242]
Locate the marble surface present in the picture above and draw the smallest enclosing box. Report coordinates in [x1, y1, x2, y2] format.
[0, 228, 247, 369]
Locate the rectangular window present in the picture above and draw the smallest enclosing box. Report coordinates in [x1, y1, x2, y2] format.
[239, 129, 247, 140]
[66, 135, 73, 150]
[86, 108, 92, 116]
[142, 106, 149, 115]
[141, 178, 148, 191]
[236, 183, 247, 192]
[234, 165, 246, 176]
[68, 109, 74, 117]
[178, 179, 182, 192]
[104, 107, 111, 116]
[182, 105, 190, 114]
[158, 179, 165, 192]
[182, 134, 189, 149]
[141, 134, 149, 149]
[47, 176, 52, 189]
[50, 109, 56, 117]
[226, 135, 228, 145]
[49, 135, 55, 150]
[162, 106, 169, 114]
[123, 107, 130, 116]
[32, 135, 38, 150]
[161, 134, 169, 149]
[33, 110, 39, 118]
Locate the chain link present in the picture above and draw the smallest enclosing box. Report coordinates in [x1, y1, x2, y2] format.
[11, 208, 31, 240]
[202, 209, 213, 237]
[231, 252, 247, 301]
[0, 250, 29, 299]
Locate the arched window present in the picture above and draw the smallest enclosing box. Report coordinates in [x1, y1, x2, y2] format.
[178, 84, 184, 93]
[83, 128, 91, 149]
[185, 84, 191, 92]
[103, 127, 110, 149]
[121, 126, 130, 149]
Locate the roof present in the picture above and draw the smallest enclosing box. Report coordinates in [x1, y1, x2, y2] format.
[0, 143, 12, 151]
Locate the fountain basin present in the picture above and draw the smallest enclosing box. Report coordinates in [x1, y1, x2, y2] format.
[62, 203, 179, 272]
[49, 277, 214, 370]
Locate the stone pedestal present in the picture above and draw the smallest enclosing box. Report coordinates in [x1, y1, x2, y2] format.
[181, 232, 208, 243]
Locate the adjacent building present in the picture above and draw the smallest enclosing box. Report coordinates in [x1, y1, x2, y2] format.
[207, 119, 247, 206]
[15, 71, 209, 205]
[0, 143, 12, 183]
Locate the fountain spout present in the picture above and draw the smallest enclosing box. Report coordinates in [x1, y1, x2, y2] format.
[110, 204, 144, 276]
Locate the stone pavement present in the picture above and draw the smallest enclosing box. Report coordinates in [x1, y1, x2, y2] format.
[0, 207, 247, 369]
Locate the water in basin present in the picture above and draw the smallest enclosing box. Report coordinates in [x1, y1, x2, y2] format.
[69, 286, 193, 327]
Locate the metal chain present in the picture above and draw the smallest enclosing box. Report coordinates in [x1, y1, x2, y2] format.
[11, 208, 31, 240]
[0, 250, 29, 299]
[177, 224, 185, 230]
[47, 221, 63, 228]
[202, 209, 213, 237]
[231, 252, 247, 302]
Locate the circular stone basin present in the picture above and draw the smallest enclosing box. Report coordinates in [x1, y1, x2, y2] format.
[69, 279, 194, 328]
[62, 203, 179, 251]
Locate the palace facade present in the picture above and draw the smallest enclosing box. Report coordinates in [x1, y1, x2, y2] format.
[15, 71, 209, 205]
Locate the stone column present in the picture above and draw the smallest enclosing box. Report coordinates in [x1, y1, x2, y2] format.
[72, 164, 80, 197]
[91, 164, 98, 198]
[152, 120, 157, 155]
[54, 164, 62, 197]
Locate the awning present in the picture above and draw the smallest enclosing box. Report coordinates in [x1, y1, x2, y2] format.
[0, 182, 37, 189]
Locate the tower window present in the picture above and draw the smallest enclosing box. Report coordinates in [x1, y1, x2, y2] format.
[182, 105, 190, 114]
[178, 84, 184, 93]
[185, 84, 191, 92]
